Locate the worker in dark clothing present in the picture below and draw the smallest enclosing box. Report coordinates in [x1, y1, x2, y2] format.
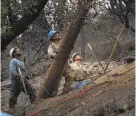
[9, 47, 36, 109]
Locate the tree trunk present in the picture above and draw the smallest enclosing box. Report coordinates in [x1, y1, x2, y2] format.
[38, 0, 93, 99]
[1, 0, 49, 51]
[55, 0, 67, 32]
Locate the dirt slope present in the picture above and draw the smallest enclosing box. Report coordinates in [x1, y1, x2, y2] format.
[36, 61, 135, 116]
[2, 61, 135, 116]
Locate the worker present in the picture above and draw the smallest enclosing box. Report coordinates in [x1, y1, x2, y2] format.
[9, 47, 36, 109]
[48, 30, 62, 60]
[62, 53, 92, 94]
[47, 30, 67, 95]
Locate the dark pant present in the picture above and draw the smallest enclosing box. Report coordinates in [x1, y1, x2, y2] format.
[9, 78, 36, 109]
[62, 76, 74, 94]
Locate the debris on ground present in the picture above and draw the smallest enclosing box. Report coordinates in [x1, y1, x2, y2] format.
[1, 61, 135, 116]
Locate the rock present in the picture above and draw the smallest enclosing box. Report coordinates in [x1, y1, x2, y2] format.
[124, 104, 129, 111]
[1, 79, 11, 88]
[81, 102, 86, 106]
[94, 76, 108, 84]
[124, 57, 135, 64]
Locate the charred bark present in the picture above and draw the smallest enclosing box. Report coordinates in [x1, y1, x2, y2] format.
[1, 0, 49, 51]
[39, 0, 93, 99]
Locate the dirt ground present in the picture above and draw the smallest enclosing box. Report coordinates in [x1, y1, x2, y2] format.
[1, 61, 135, 116]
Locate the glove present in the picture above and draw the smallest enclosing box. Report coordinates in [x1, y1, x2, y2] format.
[25, 76, 30, 80]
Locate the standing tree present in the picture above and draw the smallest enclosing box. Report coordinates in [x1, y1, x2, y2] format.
[105, 0, 135, 32]
[1, 0, 49, 51]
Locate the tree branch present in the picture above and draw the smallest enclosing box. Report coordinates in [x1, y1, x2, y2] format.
[7, 1, 18, 26]
[1, 0, 49, 51]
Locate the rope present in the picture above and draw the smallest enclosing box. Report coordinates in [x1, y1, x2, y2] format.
[25, 82, 108, 116]
[104, 23, 125, 73]
[41, 85, 51, 97]
[112, 67, 135, 76]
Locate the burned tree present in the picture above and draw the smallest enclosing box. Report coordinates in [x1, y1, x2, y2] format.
[1, 0, 49, 51]
[106, 0, 135, 33]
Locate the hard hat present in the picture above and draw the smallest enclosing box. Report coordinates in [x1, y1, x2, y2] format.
[72, 53, 82, 62]
[9, 47, 17, 58]
[48, 30, 57, 39]
[9, 47, 22, 58]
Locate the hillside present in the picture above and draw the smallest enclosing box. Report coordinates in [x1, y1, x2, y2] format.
[2, 61, 135, 116]
[1, 0, 135, 116]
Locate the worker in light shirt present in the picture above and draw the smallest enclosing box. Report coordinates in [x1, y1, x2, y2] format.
[47, 30, 68, 95]
[63, 53, 92, 94]
[9, 47, 36, 109]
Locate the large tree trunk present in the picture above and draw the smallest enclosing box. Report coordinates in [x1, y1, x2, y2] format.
[39, 0, 93, 99]
[1, 0, 49, 51]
